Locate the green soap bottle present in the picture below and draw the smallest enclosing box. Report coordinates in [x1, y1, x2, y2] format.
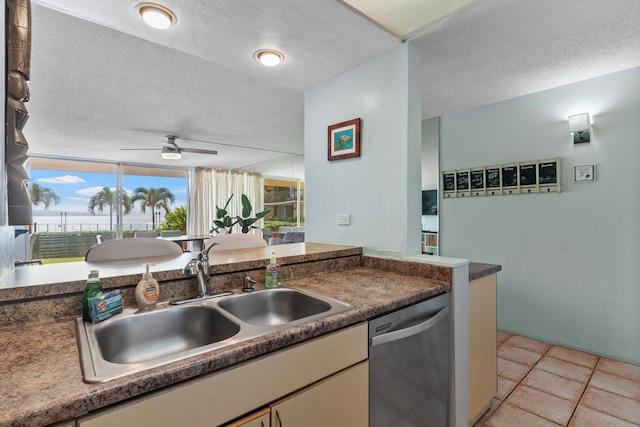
[82, 270, 103, 321]
[265, 251, 280, 288]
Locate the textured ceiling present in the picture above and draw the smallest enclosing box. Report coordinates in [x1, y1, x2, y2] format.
[26, 0, 640, 177]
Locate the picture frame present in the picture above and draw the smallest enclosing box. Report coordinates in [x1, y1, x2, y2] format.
[442, 171, 456, 198]
[538, 158, 561, 193]
[328, 118, 361, 161]
[456, 169, 471, 197]
[574, 164, 596, 182]
[470, 168, 485, 196]
[519, 161, 538, 194]
[485, 166, 502, 195]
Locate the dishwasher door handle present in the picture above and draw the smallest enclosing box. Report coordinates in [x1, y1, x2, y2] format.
[371, 305, 449, 347]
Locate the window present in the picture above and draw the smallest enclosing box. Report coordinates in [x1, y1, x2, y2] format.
[28, 157, 187, 263]
[264, 178, 304, 228]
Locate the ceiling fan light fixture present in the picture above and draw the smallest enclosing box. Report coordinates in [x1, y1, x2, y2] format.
[161, 146, 182, 159]
[135, 2, 177, 30]
[253, 49, 285, 67]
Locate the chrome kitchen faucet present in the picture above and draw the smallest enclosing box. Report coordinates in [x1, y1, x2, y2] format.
[170, 242, 233, 305]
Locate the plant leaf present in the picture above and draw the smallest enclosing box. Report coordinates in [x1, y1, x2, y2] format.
[241, 194, 252, 218]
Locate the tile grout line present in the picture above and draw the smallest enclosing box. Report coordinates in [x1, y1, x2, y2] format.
[505, 344, 572, 426]
[492, 340, 558, 425]
[492, 333, 640, 426]
[563, 354, 601, 426]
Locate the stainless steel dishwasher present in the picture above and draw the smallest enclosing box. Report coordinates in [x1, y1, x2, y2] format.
[369, 292, 450, 427]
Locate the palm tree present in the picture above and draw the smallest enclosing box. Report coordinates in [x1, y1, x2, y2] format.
[29, 183, 60, 210]
[131, 187, 175, 229]
[88, 187, 132, 230]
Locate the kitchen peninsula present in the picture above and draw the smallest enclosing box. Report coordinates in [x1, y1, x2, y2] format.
[0, 243, 500, 426]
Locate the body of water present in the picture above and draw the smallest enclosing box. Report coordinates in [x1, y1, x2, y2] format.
[32, 211, 161, 232]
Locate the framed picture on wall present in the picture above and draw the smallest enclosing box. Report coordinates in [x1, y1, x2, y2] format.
[539, 158, 561, 193]
[519, 162, 538, 193]
[328, 118, 361, 161]
[456, 170, 470, 197]
[485, 166, 501, 195]
[502, 164, 518, 195]
[470, 168, 485, 196]
[442, 171, 456, 198]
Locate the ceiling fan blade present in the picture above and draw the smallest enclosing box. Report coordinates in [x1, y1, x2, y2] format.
[180, 147, 218, 155]
[120, 148, 162, 151]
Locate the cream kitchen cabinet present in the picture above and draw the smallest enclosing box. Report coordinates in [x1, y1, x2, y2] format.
[77, 323, 367, 427]
[270, 361, 368, 427]
[468, 274, 497, 425]
[223, 408, 270, 427]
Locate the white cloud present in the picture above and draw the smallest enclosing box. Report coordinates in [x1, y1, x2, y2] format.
[173, 186, 187, 194]
[38, 175, 86, 184]
[76, 186, 111, 196]
[68, 197, 88, 201]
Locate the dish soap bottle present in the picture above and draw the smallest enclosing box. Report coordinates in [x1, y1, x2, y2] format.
[265, 251, 280, 288]
[82, 270, 103, 321]
[135, 263, 159, 311]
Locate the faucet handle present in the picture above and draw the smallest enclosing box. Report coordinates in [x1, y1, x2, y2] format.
[243, 276, 257, 293]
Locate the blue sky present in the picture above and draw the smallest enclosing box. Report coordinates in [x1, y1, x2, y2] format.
[30, 168, 187, 215]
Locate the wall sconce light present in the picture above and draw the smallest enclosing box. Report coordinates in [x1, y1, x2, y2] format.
[569, 113, 591, 144]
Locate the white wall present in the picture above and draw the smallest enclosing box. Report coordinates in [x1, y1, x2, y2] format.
[440, 67, 640, 364]
[304, 43, 422, 257]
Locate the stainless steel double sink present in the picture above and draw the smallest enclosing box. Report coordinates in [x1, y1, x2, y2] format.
[75, 287, 352, 383]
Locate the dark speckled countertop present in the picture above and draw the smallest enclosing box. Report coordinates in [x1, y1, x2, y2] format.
[0, 246, 500, 427]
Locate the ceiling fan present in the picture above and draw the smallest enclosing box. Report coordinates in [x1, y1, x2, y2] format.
[120, 135, 218, 160]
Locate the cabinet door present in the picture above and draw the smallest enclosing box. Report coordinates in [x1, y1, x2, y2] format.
[271, 361, 368, 427]
[469, 274, 497, 424]
[223, 408, 270, 427]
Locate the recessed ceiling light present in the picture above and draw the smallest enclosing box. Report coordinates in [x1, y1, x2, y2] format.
[135, 2, 177, 30]
[253, 49, 285, 67]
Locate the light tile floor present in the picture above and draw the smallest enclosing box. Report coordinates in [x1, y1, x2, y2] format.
[474, 331, 640, 427]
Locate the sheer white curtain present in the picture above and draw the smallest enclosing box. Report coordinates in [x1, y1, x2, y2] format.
[230, 171, 265, 235]
[190, 168, 265, 236]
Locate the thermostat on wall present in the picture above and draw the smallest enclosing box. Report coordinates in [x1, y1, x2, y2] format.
[574, 164, 596, 182]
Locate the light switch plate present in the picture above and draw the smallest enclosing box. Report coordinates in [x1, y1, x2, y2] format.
[337, 214, 350, 225]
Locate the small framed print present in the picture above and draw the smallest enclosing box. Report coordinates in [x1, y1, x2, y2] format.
[470, 168, 485, 196]
[328, 118, 361, 161]
[574, 164, 596, 182]
[501, 164, 519, 195]
[519, 162, 538, 194]
[456, 170, 470, 197]
[539, 158, 561, 193]
[442, 171, 456, 198]
[485, 167, 501, 195]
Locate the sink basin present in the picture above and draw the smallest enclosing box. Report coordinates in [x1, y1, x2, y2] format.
[218, 288, 332, 326]
[76, 287, 352, 383]
[95, 306, 240, 364]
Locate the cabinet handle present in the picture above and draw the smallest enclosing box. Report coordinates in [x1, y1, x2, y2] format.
[261, 421, 265, 427]
[276, 409, 283, 426]
[371, 305, 449, 347]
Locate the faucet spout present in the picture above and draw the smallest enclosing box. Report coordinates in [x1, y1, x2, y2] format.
[170, 241, 233, 305]
[182, 258, 208, 297]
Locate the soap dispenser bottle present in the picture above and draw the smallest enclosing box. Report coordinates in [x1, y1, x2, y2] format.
[82, 270, 103, 321]
[265, 251, 280, 288]
[135, 264, 159, 311]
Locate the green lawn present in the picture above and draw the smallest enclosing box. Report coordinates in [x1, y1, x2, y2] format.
[41, 257, 85, 264]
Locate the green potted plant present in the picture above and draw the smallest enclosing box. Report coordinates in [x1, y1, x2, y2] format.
[211, 194, 271, 234]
